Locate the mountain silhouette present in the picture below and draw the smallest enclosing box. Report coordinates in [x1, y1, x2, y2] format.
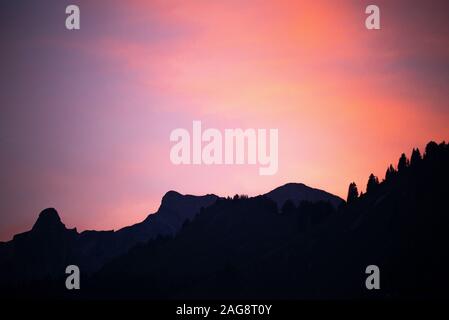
[265, 182, 343, 208]
[111, 192, 219, 256]
[0, 208, 78, 285]
[80, 141, 449, 299]
[1, 141, 448, 299]
[31, 208, 66, 233]
[0, 184, 340, 291]
[0, 192, 218, 287]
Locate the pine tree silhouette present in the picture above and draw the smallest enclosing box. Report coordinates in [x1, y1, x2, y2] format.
[398, 153, 409, 172]
[425, 141, 439, 160]
[410, 148, 422, 167]
[366, 173, 379, 193]
[346, 182, 359, 203]
[385, 164, 397, 181]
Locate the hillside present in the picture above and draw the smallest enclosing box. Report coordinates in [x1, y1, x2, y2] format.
[85, 141, 449, 299]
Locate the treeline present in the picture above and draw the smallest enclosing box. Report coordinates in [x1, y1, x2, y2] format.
[346, 141, 448, 203]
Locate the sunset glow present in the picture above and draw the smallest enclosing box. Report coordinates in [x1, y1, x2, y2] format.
[1, 0, 448, 240]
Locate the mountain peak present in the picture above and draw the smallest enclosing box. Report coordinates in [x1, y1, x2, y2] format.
[278, 182, 306, 189]
[265, 182, 343, 208]
[32, 208, 65, 232]
[159, 190, 218, 212]
[161, 190, 183, 203]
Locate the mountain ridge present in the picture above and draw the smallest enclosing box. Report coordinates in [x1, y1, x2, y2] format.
[265, 182, 343, 208]
[84, 140, 449, 299]
[0, 181, 341, 284]
[5, 183, 343, 241]
[1, 140, 448, 298]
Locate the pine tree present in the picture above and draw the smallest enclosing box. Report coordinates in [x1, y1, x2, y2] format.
[397, 153, 409, 172]
[425, 141, 439, 160]
[346, 182, 359, 203]
[385, 164, 397, 181]
[366, 173, 379, 193]
[410, 148, 422, 167]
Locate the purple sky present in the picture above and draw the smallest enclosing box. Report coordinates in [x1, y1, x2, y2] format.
[1, 0, 448, 241]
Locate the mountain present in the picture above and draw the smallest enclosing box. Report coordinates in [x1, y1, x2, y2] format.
[265, 182, 343, 208]
[0, 208, 78, 284]
[0, 192, 218, 287]
[116, 191, 218, 243]
[82, 141, 449, 299]
[31, 208, 67, 233]
[0, 183, 340, 290]
[2, 141, 448, 299]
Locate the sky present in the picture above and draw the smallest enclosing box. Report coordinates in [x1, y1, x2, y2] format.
[0, 0, 448, 241]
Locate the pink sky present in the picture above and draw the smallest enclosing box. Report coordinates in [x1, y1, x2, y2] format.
[0, 0, 448, 240]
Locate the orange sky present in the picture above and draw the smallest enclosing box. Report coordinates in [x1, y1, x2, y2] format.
[0, 0, 448, 240]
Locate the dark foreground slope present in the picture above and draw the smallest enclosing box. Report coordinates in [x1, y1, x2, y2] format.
[0, 192, 218, 289]
[0, 183, 341, 297]
[84, 141, 449, 299]
[1, 141, 448, 299]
